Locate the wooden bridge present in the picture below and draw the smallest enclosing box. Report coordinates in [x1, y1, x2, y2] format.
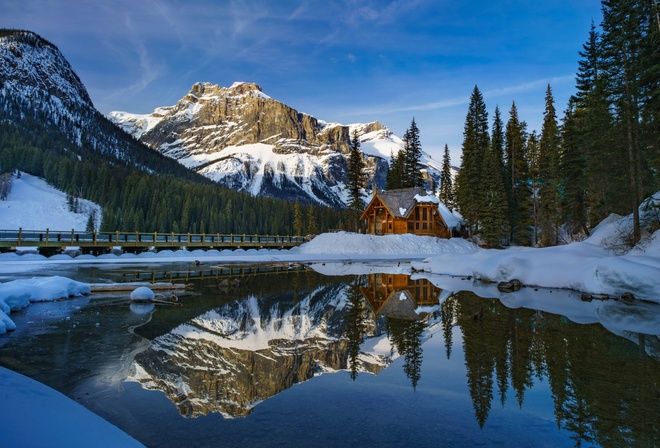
[0, 228, 307, 255]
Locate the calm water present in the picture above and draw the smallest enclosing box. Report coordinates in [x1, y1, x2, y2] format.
[1, 262, 658, 448]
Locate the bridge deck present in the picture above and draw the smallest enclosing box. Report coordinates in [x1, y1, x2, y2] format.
[0, 229, 306, 253]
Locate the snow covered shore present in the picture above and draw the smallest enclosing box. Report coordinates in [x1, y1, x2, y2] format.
[0, 367, 144, 447]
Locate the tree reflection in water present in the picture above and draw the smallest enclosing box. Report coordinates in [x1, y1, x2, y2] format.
[129, 270, 658, 446]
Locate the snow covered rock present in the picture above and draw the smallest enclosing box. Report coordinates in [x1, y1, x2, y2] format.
[130, 286, 155, 302]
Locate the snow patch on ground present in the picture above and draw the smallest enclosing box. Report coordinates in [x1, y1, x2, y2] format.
[0, 173, 101, 230]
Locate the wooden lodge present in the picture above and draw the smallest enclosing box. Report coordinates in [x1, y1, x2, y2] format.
[360, 188, 459, 238]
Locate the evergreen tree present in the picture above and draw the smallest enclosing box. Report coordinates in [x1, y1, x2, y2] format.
[527, 131, 541, 245]
[479, 110, 509, 247]
[456, 85, 490, 235]
[439, 144, 455, 208]
[346, 129, 366, 211]
[600, 0, 654, 244]
[306, 204, 317, 235]
[293, 199, 304, 236]
[403, 118, 425, 188]
[538, 84, 562, 246]
[85, 210, 96, 232]
[386, 150, 405, 190]
[505, 102, 531, 245]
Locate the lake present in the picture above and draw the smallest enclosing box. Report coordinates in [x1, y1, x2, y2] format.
[0, 261, 658, 447]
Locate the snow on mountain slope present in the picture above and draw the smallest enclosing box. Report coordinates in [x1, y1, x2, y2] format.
[0, 173, 101, 231]
[110, 82, 451, 207]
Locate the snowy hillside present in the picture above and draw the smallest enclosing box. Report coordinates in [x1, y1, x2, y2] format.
[0, 173, 101, 231]
[110, 82, 451, 207]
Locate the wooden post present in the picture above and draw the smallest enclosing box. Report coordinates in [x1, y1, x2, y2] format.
[18, 228, 22, 246]
[70, 229, 74, 245]
[93, 231, 97, 246]
[45, 228, 49, 245]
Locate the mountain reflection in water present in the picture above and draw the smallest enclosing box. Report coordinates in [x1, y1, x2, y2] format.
[127, 269, 659, 448]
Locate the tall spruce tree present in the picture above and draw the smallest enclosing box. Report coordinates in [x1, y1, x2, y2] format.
[346, 129, 366, 211]
[456, 86, 489, 235]
[504, 102, 531, 245]
[479, 131, 508, 246]
[538, 84, 562, 246]
[403, 118, 425, 189]
[386, 149, 405, 190]
[439, 144, 455, 208]
[527, 131, 541, 245]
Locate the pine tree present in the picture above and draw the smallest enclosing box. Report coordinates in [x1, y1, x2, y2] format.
[386, 149, 405, 190]
[505, 102, 531, 245]
[293, 199, 304, 236]
[306, 204, 317, 235]
[439, 144, 455, 208]
[457, 85, 489, 235]
[538, 84, 562, 246]
[346, 129, 366, 211]
[85, 210, 96, 232]
[403, 118, 425, 189]
[479, 145, 508, 246]
[600, 0, 654, 244]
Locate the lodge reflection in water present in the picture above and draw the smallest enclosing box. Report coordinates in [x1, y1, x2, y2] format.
[361, 274, 442, 319]
[129, 272, 659, 447]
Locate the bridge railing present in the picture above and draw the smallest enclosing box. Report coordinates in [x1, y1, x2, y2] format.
[0, 229, 307, 248]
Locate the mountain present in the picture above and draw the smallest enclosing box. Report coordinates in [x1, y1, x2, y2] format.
[110, 82, 446, 208]
[0, 29, 345, 234]
[0, 29, 202, 178]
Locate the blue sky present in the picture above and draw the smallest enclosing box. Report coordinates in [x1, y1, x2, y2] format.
[3, 0, 602, 162]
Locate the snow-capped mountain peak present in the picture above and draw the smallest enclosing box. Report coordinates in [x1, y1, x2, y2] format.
[109, 82, 444, 207]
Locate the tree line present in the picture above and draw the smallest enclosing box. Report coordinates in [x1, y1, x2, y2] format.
[454, 0, 659, 247]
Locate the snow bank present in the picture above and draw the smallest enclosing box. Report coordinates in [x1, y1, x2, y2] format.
[0, 276, 90, 333]
[412, 235, 660, 303]
[0, 367, 144, 447]
[292, 232, 479, 256]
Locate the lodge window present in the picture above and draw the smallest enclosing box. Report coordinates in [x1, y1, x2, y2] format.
[422, 208, 427, 220]
[388, 223, 392, 230]
[415, 208, 420, 220]
[416, 223, 419, 230]
[423, 223, 427, 230]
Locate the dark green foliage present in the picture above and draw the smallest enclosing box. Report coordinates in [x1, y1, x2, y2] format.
[403, 118, 425, 189]
[346, 129, 366, 212]
[438, 144, 455, 208]
[537, 85, 562, 246]
[505, 102, 532, 245]
[457, 86, 490, 235]
[386, 150, 405, 190]
[386, 118, 424, 190]
[479, 111, 508, 247]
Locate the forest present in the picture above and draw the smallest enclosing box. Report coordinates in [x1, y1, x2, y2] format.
[452, 0, 659, 247]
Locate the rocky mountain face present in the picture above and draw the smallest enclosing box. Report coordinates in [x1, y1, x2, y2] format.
[129, 283, 391, 418]
[0, 29, 200, 178]
[110, 82, 444, 208]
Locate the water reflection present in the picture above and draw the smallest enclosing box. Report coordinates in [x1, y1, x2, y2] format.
[3, 266, 658, 447]
[127, 269, 659, 445]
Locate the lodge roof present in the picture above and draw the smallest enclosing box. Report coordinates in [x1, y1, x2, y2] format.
[376, 188, 428, 219]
